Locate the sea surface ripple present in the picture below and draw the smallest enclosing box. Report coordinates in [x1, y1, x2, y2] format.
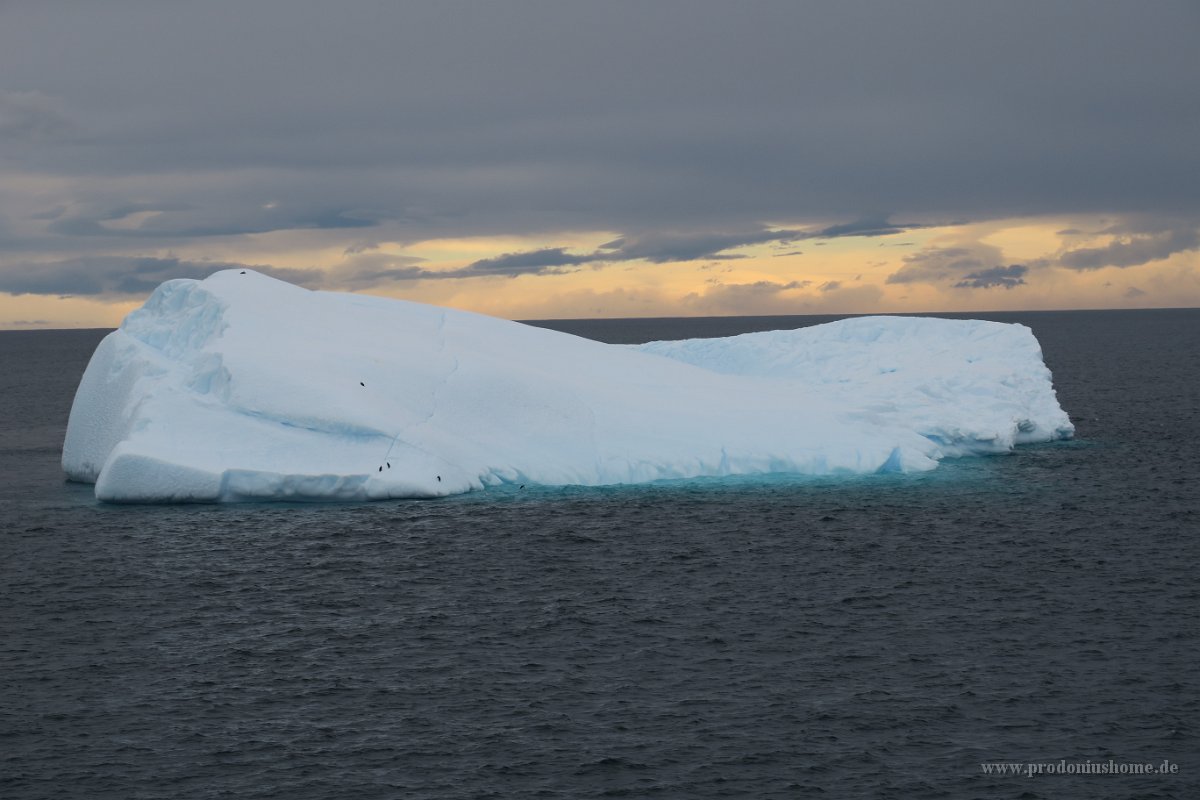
[2, 309, 1198, 799]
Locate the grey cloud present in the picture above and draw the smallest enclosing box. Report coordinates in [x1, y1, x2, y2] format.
[327, 219, 909, 287]
[337, 266, 432, 285]
[0, 257, 323, 297]
[887, 246, 995, 285]
[448, 228, 804, 278]
[326, 252, 432, 288]
[611, 229, 802, 262]
[0, 90, 76, 140]
[2, 1, 1198, 298]
[806, 216, 930, 239]
[30, 206, 67, 221]
[330, 248, 583, 285]
[735, 280, 809, 292]
[1124, 286, 1147, 298]
[3, 3, 1196, 232]
[953, 265, 1028, 289]
[888, 243, 1038, 289]
[46, 203, 376, 239]
[462, 248, 597, 276]
[340, 229, 799, 283]
[1058, 227, 1199, 270]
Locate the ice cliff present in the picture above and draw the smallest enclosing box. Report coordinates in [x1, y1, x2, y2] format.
[62, 270, 1073, 502]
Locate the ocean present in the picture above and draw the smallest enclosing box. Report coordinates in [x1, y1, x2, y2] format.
[2, 309, 1197, 799]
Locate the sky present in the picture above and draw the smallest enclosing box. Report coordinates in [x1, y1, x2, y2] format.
[1, 0, 1197, 327]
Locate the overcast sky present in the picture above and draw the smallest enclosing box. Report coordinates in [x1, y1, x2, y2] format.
[1, 0, 1197, 325]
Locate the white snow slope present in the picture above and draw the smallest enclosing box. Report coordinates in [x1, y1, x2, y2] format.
[62, 270, 1073, 502]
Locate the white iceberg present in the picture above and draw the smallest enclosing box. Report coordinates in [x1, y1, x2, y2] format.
[62, 270, 1073, 502]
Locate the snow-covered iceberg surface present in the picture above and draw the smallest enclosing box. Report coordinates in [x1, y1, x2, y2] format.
[63, 270, 1073, 502]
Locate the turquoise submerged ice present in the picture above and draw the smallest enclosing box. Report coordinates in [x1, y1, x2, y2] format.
[62, 271, 1074, 502]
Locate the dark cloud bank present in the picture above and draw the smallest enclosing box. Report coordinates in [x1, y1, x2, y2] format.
[1, 1, 1198, 297]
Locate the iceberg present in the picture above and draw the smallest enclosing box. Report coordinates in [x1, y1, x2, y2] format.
[62, 270, 1073, 502]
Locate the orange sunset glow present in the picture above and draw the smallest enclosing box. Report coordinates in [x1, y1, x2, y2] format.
[2, 216, 1195, 328]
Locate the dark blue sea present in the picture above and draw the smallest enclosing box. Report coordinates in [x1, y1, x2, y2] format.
[2, 309, 1198, 800]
